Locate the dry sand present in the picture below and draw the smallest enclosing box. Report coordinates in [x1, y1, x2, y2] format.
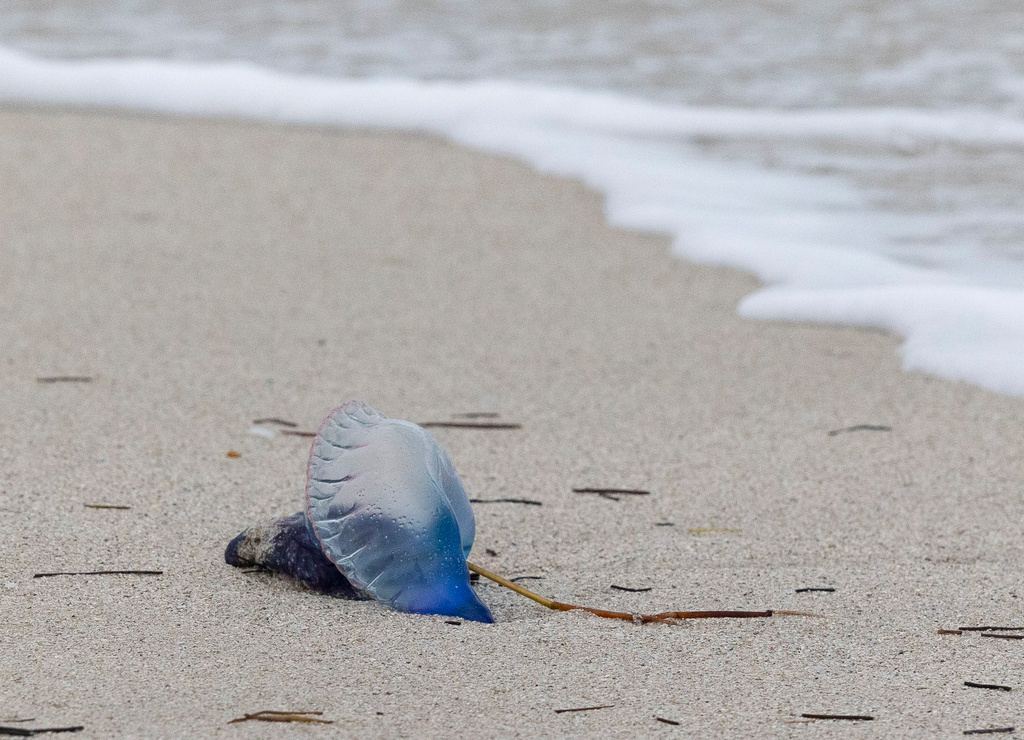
[1, 108, 1022, 738]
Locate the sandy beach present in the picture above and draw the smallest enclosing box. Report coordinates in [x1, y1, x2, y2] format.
[1, 108, 1023, 737]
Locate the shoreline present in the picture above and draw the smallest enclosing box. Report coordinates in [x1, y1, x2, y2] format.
[1, 107, 1022, 737]
[3, 44, 1024, 398]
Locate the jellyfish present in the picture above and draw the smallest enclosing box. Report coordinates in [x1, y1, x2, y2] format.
[226, 401, 493, 622]
[227, 402, 809, 625]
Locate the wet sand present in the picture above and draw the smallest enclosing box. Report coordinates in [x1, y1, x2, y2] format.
[1, 108, 1022, 738]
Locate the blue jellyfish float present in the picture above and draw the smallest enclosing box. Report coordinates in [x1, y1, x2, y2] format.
[227, 402, 797, 624]
[227, 401, 492, 622]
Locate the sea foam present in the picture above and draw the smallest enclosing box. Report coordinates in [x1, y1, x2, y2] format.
[1, 46, 1022, 396]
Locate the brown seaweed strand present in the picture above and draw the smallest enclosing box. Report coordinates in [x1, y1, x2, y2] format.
[466, 562, 813, 622]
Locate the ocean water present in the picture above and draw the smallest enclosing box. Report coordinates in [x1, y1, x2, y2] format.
[3, 2, 1024, 396]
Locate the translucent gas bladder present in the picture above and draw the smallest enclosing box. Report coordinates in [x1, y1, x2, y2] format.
[226, 401, 492, 623]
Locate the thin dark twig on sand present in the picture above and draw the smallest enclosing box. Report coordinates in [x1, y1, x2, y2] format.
[553, 706, 613, 714]
[574, 488, 650, 497]
[801, 714, 875, 721]
[252, 418, 298, 427]
[0, 726, 84, 736]
[467, 562, 815, 623]
[960, 626, 1024, 632]
[227, 711, 332, 725]
[796, 587, 835, 593]
[655, 717, 680, 726]
[35, 376, 92, 384]
[980, 634, 1024, 641]
[828, 424, 891, 436]
[963, 728, 1016, 736]
[33, 570, 162, 578]
[420, 422, 522, 430]
[610, 585, 653, 593]
[83, 504, 131, 510]
[280, 430, 316, 438]
[510, 576, 544, 583]
[964, 682, 1012, 692]
[469, 498, 542, 506]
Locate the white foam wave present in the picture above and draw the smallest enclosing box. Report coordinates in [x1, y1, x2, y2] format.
[2, 46, 1023, 396]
